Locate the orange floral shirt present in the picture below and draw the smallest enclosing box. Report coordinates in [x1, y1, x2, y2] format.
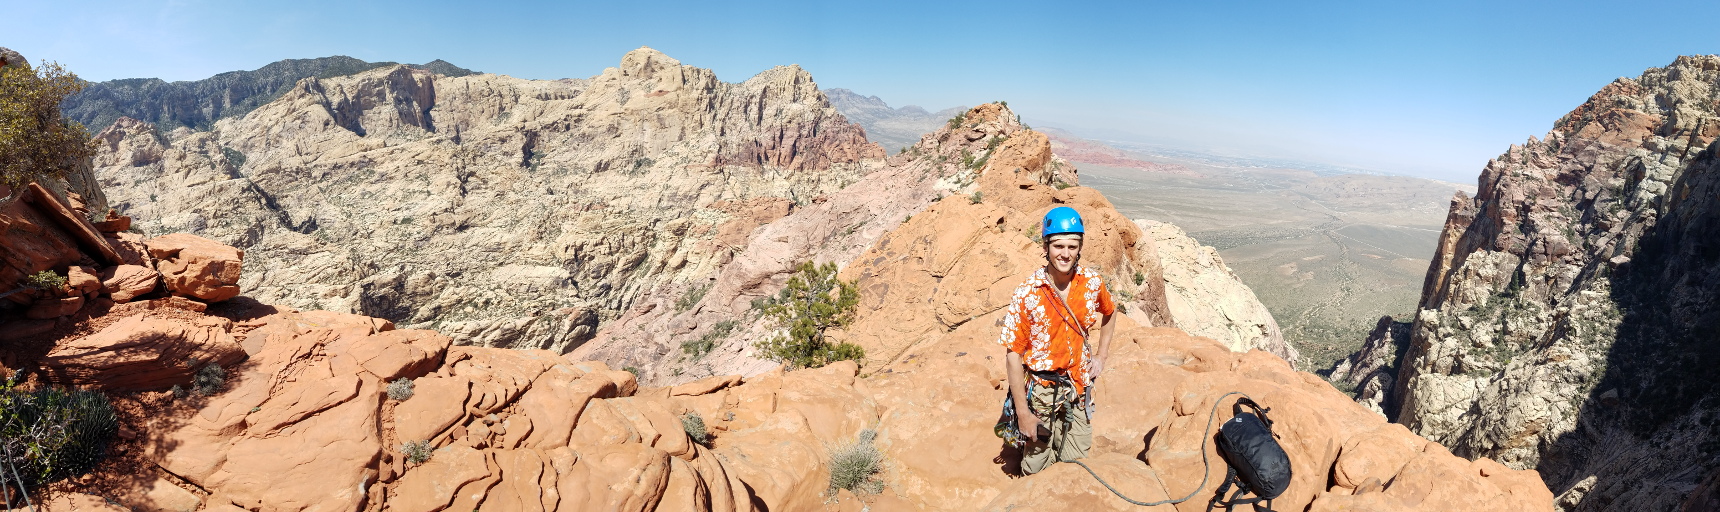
[996, 266, 1115, 394]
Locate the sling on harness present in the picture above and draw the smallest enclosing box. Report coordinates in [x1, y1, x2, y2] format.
[1063, 392, 1293, 510]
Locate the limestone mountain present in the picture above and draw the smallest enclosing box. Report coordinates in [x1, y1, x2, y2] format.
[1333, 55, 1720, 511]
[62, 56, 477, 133]
[89, 47, 884, 355]
[824, 87, 966, 153]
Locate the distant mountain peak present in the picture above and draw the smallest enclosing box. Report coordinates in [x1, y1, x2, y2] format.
[62, 56, 479, 132]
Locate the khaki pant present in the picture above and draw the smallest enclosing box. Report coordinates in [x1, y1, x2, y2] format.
[1020, 382, 1091, 475]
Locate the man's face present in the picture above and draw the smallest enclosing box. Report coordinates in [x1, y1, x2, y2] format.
[1046, 237, 1082, 274]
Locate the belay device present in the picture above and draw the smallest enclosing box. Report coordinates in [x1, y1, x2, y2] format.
[1064, 391, 1292, 510]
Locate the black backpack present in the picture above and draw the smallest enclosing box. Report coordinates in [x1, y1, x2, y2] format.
[1211, 397, 1293, 512]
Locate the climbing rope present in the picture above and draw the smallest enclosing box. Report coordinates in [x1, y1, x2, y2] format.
[1062, 391, 1251, 507]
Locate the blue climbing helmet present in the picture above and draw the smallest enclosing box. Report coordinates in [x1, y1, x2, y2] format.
[1041, 207, 1085, 239]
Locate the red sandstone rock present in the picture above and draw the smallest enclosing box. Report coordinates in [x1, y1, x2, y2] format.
[94, 210, 131, 232]
[99, 264, 159, 302]
[103, 231, 152, 267]
[27, 294, 83, 319]
[67, 265, 101, 295]
[146, 233, 243, 302]
[39, 314, 243, 389]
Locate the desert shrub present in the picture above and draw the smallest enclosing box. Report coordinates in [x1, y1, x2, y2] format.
[946, 112, 967, 130]
[682, 320, 737, 359]
[676, 282, 712, 312]
[827, 429, 884, 496]
[192, 363, 225, 395]
[623, 366, 642, 379]
[968, 191, 984, 204]
[0, 61, 94, 189]
[1133, 271, 1146, 286]
[400, 440, 433, 465]
[387, 378, 415, 401]
[680, 412, 709, 445]
[0, 382, 118, 492]
[754, 261, 865, 369]
[22, 270, 65, 291]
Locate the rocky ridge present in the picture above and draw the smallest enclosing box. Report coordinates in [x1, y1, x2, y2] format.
[63, 56, 477, 133]
[1, 172, 1552, 511]
[1338, 55, 1720, 510]
[89, 47, 884, 355]
[824, 88, 966, 153]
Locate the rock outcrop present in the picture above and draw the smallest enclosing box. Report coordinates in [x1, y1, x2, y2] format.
[89, 47, 884, 354]
[1351, 55, 1720, 510]
[9, 232, 1553, 512]
[1139, 219, 1295, 361]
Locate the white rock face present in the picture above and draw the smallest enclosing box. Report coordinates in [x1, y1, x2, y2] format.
[91, 47, 884, 353]
[1137, 219, 1295, 362]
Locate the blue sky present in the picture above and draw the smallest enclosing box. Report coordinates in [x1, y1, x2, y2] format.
[11, 0, 1720, 181]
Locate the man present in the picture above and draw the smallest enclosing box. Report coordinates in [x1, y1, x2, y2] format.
[997, 206, 1117, 475]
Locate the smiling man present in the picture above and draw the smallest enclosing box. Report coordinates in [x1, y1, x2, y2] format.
[997, 206, 1118, 475]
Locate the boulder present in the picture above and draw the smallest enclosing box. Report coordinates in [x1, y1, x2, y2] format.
[67, 265, 101, 295]
[146, 233, 243, 302]
[27, 295, 83, 319]
[99, 264, 159, 302]
[103, 231, 153, 267]
[39, 314, 243, 389]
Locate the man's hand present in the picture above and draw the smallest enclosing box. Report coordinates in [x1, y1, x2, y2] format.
[1090, 355, 1106, 380]
[1017, 407, 1042, 443]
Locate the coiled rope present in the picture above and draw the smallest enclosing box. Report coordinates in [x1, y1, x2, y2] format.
[1063, 391, 1251, 507]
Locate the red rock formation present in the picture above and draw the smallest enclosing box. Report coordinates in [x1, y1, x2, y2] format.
[146, 233, 242, 302]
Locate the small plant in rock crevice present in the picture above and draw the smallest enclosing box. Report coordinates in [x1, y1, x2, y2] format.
[681, 412, 710, 446]
[192, 363, 225, 396]
[827, 429, 885, 497]
[23, 270, 65, 292]
[968, 191, 984, 204]
[387, 378, 415, 401]
[682, 320, 737, 359]
[401, 440, 433, 465]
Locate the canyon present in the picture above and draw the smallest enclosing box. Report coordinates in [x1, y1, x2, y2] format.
[1331, 55, 1720, 511]
[0, 46, 1566, 510]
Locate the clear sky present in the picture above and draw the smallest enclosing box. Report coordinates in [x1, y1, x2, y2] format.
[11, 0, 1720, 181]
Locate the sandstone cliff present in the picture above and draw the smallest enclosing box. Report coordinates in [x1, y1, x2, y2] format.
[89, 47, 884, 354]
[1353, 55, 1720, 510]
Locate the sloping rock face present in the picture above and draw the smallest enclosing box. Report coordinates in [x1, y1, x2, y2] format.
[26, 270, 1552, 512]
[1139, 219, 1295, 361]
[833, 103, 1175, 368]
[89, 47, 884, 354]
[1374, 55, 1720, 510]
[580, 102, 1108, 382]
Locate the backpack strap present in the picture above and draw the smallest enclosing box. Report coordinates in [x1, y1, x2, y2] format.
[1233, 397, 1275, 432]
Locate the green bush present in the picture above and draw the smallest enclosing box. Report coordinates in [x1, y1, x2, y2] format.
[0, 382, 118, 491]
[387, 378, 415, 401]
[192, 363, 225, 396]
[946, 112, 967, 130]
[828, 429, 884, 496]
[400, 440, 433, 465]
[682, 320, 737, 359]
[680, 412, 709, 446]
[1, 61, 94, 189]
[968, 191, 984, 204]
[22, 270, 65, 292]
[676, 282, 712, 312]
[754, 261, 865, 369]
